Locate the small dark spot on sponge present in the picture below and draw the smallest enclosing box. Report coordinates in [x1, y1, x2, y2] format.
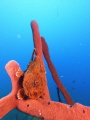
[70, 105, 72, 107]
[42, 117, 44, 120]
[48, 102, 50, 105]
[83, 110, 85, 113]
[27, 104, 29, 107]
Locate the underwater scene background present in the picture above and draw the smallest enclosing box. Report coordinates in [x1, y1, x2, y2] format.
[0, 0, 90, 119]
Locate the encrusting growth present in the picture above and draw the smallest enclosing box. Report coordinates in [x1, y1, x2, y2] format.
[17, 55, 46, 100]
[23, 56, 46, 99]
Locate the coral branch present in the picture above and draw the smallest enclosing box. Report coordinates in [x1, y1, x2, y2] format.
[41, 37, 74, 105]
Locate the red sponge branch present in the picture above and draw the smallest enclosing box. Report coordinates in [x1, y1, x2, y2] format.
[41, 37, 74, 105]
[31, 20, 42, 59]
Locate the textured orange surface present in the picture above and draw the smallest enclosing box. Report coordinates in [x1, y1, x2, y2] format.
[23, 56, 46, 99]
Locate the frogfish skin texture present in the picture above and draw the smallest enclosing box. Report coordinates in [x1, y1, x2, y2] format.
[23, 56, 46, 99]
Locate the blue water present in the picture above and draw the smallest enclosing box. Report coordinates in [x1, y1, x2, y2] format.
[0, 0, 90, 119]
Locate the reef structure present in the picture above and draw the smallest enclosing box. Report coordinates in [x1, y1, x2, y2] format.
[0, 20, 90, 120]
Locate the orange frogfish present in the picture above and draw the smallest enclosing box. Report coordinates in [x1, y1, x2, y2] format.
[16, 56, 46, 100]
